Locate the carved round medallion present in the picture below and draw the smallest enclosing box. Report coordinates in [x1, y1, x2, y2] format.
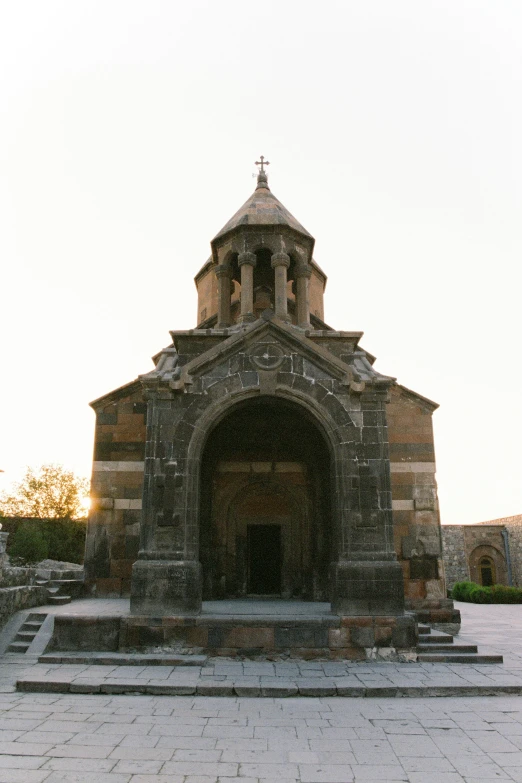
[249, 342, 285, 370]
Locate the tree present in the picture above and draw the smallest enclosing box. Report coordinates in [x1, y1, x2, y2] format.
[8, 521, 49, 564]
[0, 464, 89, 520]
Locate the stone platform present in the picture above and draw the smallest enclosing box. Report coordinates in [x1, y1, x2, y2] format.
[4, 600, 521, 699]
[44, 599, 417, 661]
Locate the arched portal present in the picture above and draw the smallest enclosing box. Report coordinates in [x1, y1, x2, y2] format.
[469, 544, 506, 587]
[199, 396, 332, 600]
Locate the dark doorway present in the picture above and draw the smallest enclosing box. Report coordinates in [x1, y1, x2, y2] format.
[247, 525, 281, 594]
[480, 557, 494, 586]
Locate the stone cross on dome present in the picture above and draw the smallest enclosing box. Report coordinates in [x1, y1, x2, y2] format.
[255, 155, 270, 173]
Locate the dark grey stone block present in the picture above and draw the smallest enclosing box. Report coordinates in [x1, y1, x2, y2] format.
[130, 560, 202, 615]
[331, 560, 405, 616]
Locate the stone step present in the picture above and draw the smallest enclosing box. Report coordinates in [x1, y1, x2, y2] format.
[48, 579, 84, 593]
[418, 633, 454, 644]
[48, 595, 72, 605]
[36, 569, 84, 581]
[45, 580, 83, 598]
[8, 641, 30, 653]
[39, 652, 208, 666]
[15, 631, 38, 641]
[5, 612, 49, 656]
[418, 652, 504, 664]
[16, 676, 518, 697]
[418, 643, 478, 653]
[418, 624, 431, 634]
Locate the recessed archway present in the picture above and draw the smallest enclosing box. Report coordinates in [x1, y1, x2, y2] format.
[469, 544, 506, 587]
[199, 396, 332, 600]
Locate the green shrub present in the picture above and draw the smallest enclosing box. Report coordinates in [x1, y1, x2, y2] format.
[452, 581, 522, 604]
[469, 586, 493, 603]
[490, 584, 522, 604]
[45, 518, 85, 564]
[5, 517, 86, 565]
[451, 581, 477, 601]
[9, 522, 49, 564]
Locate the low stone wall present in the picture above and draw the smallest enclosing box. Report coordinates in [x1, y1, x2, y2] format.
[0, 566, 36, 588]
[0, 585, 49, 625]
[47, 613, 418, 661]
[49, 616, 122, 652]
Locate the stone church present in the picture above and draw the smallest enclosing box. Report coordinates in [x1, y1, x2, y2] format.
[85, 162, 457, 650]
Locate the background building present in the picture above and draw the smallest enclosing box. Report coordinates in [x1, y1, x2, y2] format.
[442, 515, 522, 590]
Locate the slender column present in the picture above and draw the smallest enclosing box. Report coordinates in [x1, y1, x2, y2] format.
[238, 251, 256, 323]
[295, 264, 312, 328]
[215, 264, 231, 327]
[271, 252, 290, 321]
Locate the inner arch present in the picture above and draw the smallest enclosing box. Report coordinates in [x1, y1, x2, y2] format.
[199, 396, 332, 600]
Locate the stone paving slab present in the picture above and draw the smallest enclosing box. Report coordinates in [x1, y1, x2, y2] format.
[14, 659, 522, 698]
[4, 691, 522, 781]
[39, 653, 208, 667]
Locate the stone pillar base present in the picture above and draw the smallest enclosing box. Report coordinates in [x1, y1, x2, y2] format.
[130, 560, 202, 616]
[330, 560, 405, 616]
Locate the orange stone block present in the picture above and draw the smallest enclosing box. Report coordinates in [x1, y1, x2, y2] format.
[405, 580, 426, 600]
[374, 626, 393, 645]
[375, 616, 397, 626]
[111, 559, 133, 579]
[222, 627, 274, 649]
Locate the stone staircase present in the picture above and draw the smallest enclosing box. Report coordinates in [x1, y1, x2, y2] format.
[7, 612, 47, 653]
[417, 623, 503, 663]
[34, 568, 84, 606]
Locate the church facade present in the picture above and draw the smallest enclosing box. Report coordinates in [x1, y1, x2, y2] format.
[85, 164, 455, 635]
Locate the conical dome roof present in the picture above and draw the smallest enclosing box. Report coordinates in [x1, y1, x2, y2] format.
[212, 171, 313, 243]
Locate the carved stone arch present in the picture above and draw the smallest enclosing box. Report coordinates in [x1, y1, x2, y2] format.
[183, 377, 355, 519]
[221, 249, 237, 266]
[468, 543, 507, 586]
[185, 384, 348, 463]
[248, 236, 280, 255]
[189, 386, 337, 599]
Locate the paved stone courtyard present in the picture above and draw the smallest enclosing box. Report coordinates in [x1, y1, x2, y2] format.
[1, 601, 522, 781]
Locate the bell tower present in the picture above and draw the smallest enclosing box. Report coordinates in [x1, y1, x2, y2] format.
[194, 159, 327, 329]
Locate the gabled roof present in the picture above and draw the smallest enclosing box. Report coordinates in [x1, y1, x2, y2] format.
[89, 379, 142, 409]
[152, 314, 395, 392]
[212, 172, 313, 243]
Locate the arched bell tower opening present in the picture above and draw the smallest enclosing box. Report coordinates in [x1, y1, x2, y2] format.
[199, 396, 332, 601]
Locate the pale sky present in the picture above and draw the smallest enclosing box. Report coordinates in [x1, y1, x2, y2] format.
[1, 0, 521, 525]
